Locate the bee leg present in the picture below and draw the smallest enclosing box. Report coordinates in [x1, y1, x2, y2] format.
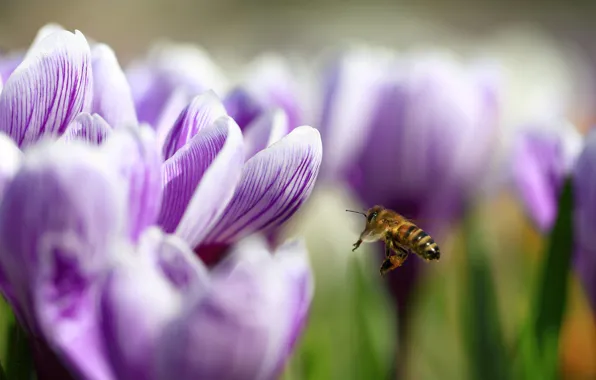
[352, 239, 362, 252]
[384, 243, 392, 258]
[379, 255, 407, 277]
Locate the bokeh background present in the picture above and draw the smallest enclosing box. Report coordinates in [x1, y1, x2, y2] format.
[1, 0, 596, 379]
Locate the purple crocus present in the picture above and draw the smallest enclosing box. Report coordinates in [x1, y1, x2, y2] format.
[315, 47, 501, 355]
[0, 25, 322, 379]
[573, 128, 596, 311]
[511, 120, 583, 232]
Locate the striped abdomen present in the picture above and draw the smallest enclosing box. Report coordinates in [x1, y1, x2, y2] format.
[397, 222, 440, 261]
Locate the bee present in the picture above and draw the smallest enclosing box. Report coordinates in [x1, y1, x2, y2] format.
[347, 205, 440, 276]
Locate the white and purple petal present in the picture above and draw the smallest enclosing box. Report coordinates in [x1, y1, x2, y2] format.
[0, 139, 126, 335]
[155, 235, 312, 380]
[202, 126, 322, 244]
[100, 240, 185, 380]
[0, 132, 22, 199]
[158, 116, 244, 249]
[60, 113, 112, 145]
[162, 90, 228, 160]
[0, 30, 92, 147]
[102, 125, 163, 242]
[242, 108, 289, 161]
[91, 44, 138, 128]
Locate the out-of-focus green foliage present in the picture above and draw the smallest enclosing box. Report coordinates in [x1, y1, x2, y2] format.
[461, 213, 511, 380]
[0, 297, 33, 380]
[516, 178, 574, 380]
[280, 187, 397, 380]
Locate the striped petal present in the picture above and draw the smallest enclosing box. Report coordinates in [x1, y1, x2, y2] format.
[242, 108, 289, 161]
[102, 126, 163, 242]
[0, 30, 92, 147]
[91, 44, 138, 128]
[162, 91, 227, 160]
[60, 113, 112, 145]
[158, 116, 244, 249]
[202, 126, 322, 244]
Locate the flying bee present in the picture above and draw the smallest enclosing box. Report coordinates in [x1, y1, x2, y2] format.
[347, 205, 441, 276]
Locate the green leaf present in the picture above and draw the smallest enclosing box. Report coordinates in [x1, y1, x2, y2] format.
[518, 177, 574, 380]
[461, 212, 512, 380]
[0, 297, 34, 380]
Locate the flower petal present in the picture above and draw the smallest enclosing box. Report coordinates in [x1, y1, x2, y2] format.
[318, 47, 394, 179]
[60, 113, 112, 145]
[162, 90, 227, 160]
[242, 108, 289, 161]
[0, 30, 92, 147]
[202, 126, 322, 244]
[126, 42, 228, 128]
[100, 240, 184, 380]
[91, 44, 138, 128]
[156, 235, 310, 380]
[0, 139, 125, 334]
[33, 232, 115, 380]
[102, 125, 163, 242]
[140, 227, 210, 293]
[512, 121, 582, 232]
[0, 132, 22, 200]
[223, 87, 265, 130]
[158, 116, 244, 249]
[242, 54, 302, 131]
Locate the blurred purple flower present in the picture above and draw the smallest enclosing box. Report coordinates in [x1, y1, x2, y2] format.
[315, 47, 501, 358]
[0, 24, 322, 380]
[321, 50, 500, 225]
[223, 55, 303, 131]
[573, 128, 596, 311]
[125, 42, 229, 144]
[512, 121, 583, 232]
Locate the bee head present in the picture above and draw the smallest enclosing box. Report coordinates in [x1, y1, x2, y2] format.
[356, 205, 386, 242]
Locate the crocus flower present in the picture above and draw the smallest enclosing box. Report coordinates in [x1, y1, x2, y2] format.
[0, 24, 322, 379]
[511, 120, 583, 232]
[573, 128, 596, 311]
[0, 132, 315, 380]
[314, 47, 501, 356]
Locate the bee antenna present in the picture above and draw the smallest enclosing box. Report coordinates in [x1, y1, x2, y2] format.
[346, 209, 366, 217]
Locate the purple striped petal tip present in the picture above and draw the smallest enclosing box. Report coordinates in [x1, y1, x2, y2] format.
[0, 29, 92, 148]
[101, 125, 163, 242]
[202, 125, 322, 245]
[60, 113, 112, 145]
[155, 234, 313, 380]
[242, 108, 289, 161]
[158, 116, 244, 250]
[162, 90, 228, 160]
[91, 44, 138, 129]
[0, 132, 22, 199]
